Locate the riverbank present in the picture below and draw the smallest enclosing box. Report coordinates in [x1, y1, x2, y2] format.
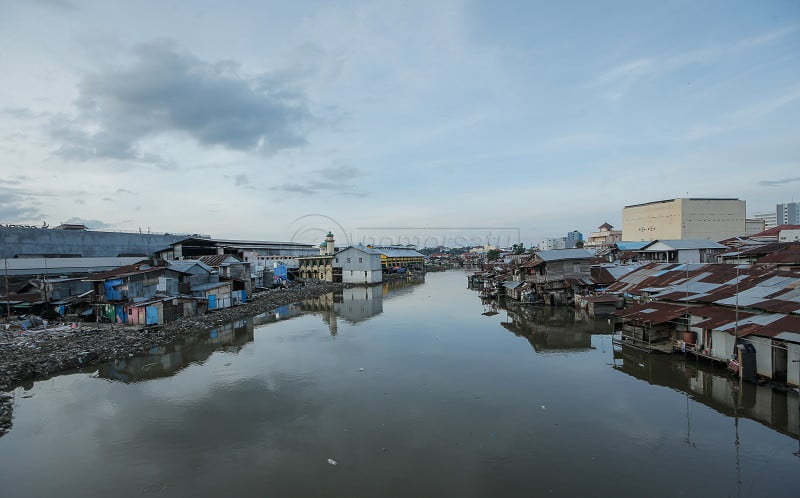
[0, 282, 344, 390]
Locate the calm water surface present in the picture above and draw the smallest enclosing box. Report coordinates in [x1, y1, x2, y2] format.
[1, 271, 798, 497]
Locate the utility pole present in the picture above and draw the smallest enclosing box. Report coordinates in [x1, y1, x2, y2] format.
[3, 258, 10, 320]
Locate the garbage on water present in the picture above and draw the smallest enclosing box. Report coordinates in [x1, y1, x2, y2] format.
[541, 405, 546, 410]
[327, 458, 337, 466]
[357, 368, 364, 372]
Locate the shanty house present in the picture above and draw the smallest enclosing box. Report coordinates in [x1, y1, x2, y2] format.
[191, 281, 234, 310]
[520, 248, 595, 305]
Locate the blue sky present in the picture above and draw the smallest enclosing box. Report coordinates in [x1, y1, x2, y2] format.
[0, 0, 798, 246]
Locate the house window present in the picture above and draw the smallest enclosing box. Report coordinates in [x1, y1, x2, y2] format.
[335, 258, 339, 263]
[359, 257, 363, 263]
[347, 258, 351, 263]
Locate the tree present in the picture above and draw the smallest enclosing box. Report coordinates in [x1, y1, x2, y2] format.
[575, 240, 585, 248]
[487, 249, 501, 261]
[512, 243, 525, 255]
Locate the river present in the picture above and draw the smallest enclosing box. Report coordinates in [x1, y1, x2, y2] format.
[0, 271, 798, 497]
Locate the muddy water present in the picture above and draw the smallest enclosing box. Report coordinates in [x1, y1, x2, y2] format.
[0, 271, 798, 497]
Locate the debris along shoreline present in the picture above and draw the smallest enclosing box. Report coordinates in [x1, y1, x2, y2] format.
[0, 282, 344, 390]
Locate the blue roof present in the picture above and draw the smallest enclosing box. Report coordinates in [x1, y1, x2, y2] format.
[616, 241, 650, 251]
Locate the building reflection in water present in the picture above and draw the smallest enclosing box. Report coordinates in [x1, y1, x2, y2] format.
[613, 345, 800, 440]
[98, 274, 423, 379]
[98, 319, 256, 383]
[499, 303, 612, 354]
[301, 275, 425, 336]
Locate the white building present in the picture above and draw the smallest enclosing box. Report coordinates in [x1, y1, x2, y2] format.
[779, 229, 800, 242]
[752, 211, 778, 230]
[333, 245, 383, 284]
[539, 237, 566, 251]
[634, 240, 728, 264]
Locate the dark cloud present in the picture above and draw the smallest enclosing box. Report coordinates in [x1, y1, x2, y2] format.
[50, 41, 313, 163]
[759, 176, 800, 187]
[0, 187, 43, 222]
[271, 166, 366, 196]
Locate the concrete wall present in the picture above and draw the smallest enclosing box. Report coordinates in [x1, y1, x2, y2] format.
[622, 198, 745, 241]
[623, 199, 683, 241]
[682, 198, 745, 240]
[1, 227, 185, 258]
[788, 343, 800, 387]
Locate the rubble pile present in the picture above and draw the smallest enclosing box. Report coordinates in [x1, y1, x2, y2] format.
[0, 282, 343, 389]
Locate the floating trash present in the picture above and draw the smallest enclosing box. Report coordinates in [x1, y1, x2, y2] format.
[327, 458, 337, 466]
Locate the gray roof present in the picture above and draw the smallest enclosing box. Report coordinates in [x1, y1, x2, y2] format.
[167, 260, 215, 273]
[639, 240, 727, 251]
[1, 257, 148, 276]
[503, 281, 523, 289]
[535, 249, 596, 262]
[336, 245, 382, 256]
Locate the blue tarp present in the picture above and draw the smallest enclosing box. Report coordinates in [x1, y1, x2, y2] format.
[273, 263, 288, 283]
[105, 278, 124, 300]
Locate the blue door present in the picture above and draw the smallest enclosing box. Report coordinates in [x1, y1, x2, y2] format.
[208, 294, 217, 310]
[145, 305, 159, 325]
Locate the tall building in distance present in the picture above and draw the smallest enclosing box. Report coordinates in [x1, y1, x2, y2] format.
[777, 202, 800, 225]
[752, 211, 778, 230]
[565, 230, 583, 248]
[622, 198, 745, 241]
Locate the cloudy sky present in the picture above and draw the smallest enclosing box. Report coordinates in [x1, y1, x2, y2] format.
[1, 0, 798, 246]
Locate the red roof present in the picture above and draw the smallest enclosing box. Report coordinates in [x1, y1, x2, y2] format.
[750, 224, 800, 238]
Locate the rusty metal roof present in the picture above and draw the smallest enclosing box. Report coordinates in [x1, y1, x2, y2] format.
[613, 302, 688, 324]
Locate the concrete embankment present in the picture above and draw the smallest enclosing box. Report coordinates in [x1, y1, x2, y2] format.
[0, 282, 343, 390]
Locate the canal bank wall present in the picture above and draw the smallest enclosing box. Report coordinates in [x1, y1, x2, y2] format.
[0, 282, 344, 390]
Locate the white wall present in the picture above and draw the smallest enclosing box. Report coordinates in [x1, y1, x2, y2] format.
[342, 269, 382, 284]
[677, 249, 701, 264]
[787, 343, 800, 387]
[748, 336, 773, 378]
[711, 330, 735, 361]
[778, 229, 800, 242]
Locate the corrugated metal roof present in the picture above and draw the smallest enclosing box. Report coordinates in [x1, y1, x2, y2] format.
[613, 302, 688, 324]
[615, 241, 650, 251]
[503, 281, 523, 289]
[167, 260, 215, 273]
[639, 240, 727, 250]
[531, 248, 595, 262]
[199, 254, 243, 267]
[2, 257, 148, 274]
[336, 245, 383, 256]
[375, 247, 425, 258]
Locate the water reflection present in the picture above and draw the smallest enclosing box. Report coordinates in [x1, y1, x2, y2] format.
[499, 302, 612, 353]
[99, 319, 256, 383]
[98, 278, 424, 383]
[613, 345, 800, 440]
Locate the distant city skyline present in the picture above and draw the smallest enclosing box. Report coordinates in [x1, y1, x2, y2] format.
[1, 1, 799, 245]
